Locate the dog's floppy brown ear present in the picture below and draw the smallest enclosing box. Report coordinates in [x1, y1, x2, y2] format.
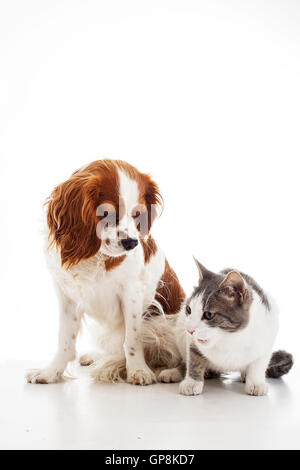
[131, 172, 163, 237]
[47, 172, 102, 267]
[143, 174, 163, 233]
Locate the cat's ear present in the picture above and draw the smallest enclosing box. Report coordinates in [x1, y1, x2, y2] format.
[219, 271, 247, 304]
[193, 257, 209, 285]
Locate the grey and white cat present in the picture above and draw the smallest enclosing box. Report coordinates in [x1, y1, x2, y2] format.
[158, 259, 293, 396]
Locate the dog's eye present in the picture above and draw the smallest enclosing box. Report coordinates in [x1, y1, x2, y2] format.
[203, 311, 215, 321]
[101, 211, 117, 226]
[103, 211, 115, 220]
[186, 305, 191, 315]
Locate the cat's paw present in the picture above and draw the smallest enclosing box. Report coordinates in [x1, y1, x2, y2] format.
[179, 377, 204, 396]
[127, 367, 157, 386]
[245, 381, 268, 396]
[25, 368, 62, 384]
[158, 368, 182, 383]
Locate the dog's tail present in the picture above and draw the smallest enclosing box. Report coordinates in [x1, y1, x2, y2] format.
[92, 314, 180, 383]
[266, 350, 294, 378]
[92, 354, 127, 383]
[142, 314, 181, 370]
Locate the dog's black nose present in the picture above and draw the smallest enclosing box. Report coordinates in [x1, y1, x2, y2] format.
[121, 238, 138, 251]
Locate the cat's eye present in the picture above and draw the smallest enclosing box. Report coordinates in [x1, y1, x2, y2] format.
[203, 311, 215, 321]
[186, 305, 191, 315]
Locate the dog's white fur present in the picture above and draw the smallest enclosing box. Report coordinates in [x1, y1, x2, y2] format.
[26, 167, 174, 385]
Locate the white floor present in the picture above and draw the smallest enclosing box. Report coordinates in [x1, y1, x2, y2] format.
[0, 360, 299, 450]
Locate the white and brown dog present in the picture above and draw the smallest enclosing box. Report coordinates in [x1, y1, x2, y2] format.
[26, 160, 185, 385]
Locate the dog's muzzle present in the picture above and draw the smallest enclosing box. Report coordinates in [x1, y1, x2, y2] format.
[121, 238, 138, 251]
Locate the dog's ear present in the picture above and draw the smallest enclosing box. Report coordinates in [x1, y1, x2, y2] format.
[143, 174, 163, 235]
[131, 172, 163, 237]
[47, 172, 102, 267]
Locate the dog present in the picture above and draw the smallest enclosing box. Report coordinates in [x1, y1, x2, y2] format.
[26, 160, 185, 385]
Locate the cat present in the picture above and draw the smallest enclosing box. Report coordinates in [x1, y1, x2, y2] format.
[157, 259, 293, 396]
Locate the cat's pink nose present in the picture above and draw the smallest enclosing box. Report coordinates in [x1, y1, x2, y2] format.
[187, 329, 195, 335]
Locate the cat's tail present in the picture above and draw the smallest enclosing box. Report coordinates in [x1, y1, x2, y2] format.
[266, 350, 294, 378]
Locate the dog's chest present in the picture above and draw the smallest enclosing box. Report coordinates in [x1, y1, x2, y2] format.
[64, 256, 133, 320]
[48, 242, 165, 325]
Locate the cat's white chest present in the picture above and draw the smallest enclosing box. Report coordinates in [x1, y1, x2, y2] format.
[197, 297, 279, 372]
[204, 335, 258, 371]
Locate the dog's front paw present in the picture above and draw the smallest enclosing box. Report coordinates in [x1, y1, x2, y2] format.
[179, 377, 204, 396]
[127, 367, 157, 386]
[25, 368, 62, 384]
[245, 381, 268, 396]
[158, 368, 182, 383]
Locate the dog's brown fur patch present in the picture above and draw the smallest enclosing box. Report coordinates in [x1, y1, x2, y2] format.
[140, 235, 158, 264]
[155, 259, 185, 315]
[105, 255, 126, 272]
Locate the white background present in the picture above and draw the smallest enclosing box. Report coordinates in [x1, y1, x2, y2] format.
[0, 0, 299, 365]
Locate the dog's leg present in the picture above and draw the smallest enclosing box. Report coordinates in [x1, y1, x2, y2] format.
[26, 287, 82, 384]
[122, 288, 156, 385]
